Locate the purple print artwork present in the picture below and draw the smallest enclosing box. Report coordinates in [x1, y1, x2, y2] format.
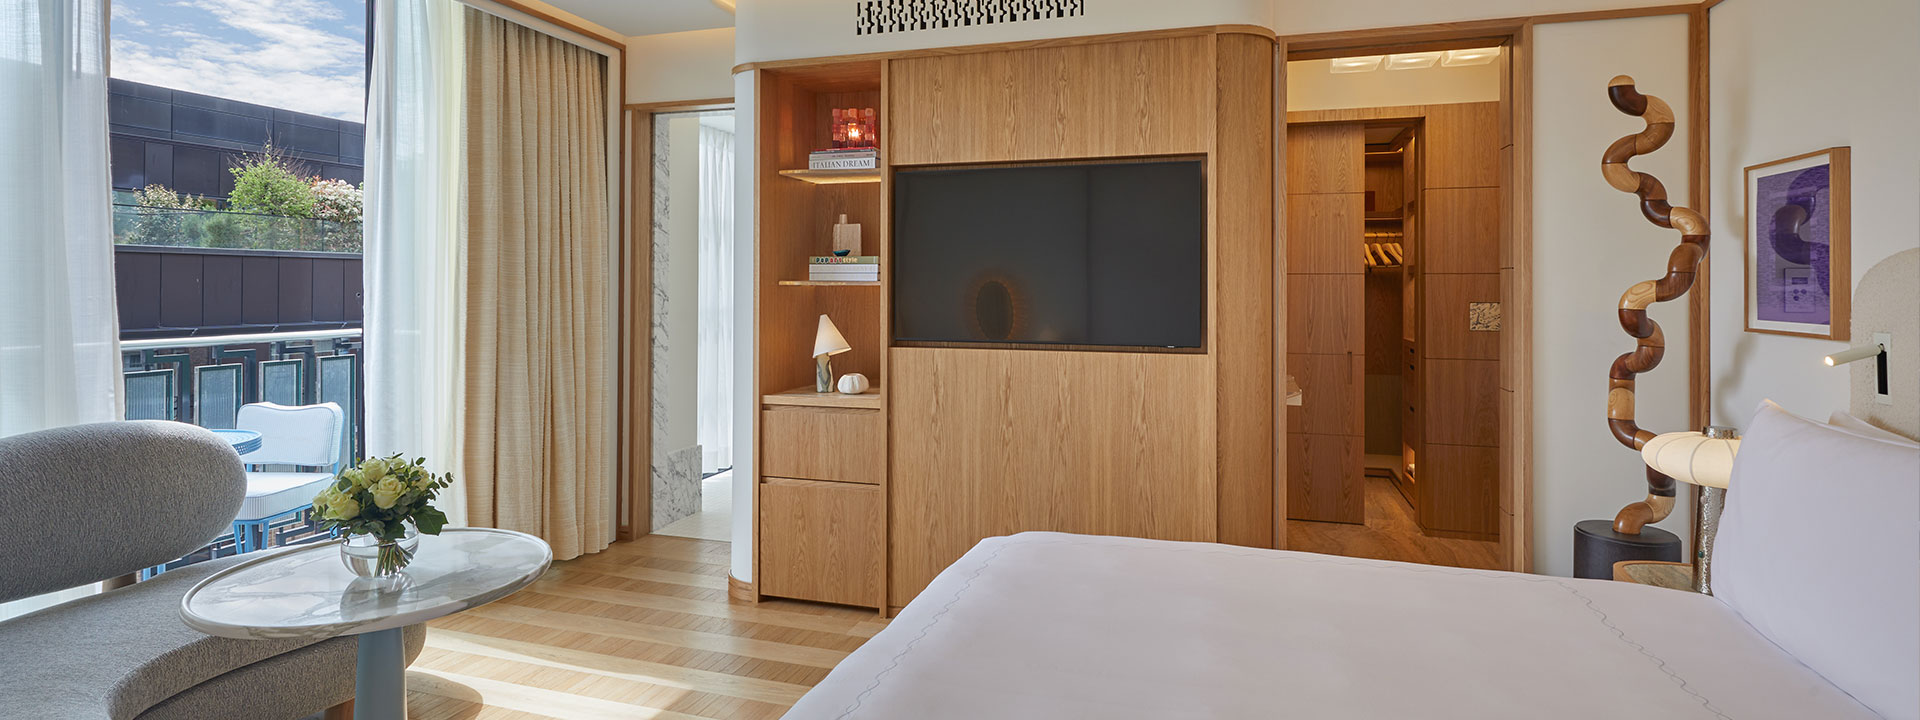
[1753, 163, 1832, 324]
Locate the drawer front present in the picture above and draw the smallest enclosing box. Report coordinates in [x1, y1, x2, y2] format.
[762, 406, 884, 485]
[759, 477, 882, 607]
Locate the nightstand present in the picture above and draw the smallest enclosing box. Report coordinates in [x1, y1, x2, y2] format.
[1612, 560, 1695, 592]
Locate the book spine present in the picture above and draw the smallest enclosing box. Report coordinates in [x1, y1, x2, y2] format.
[809, 157, 878, 170]
[809, 256, 880, 264]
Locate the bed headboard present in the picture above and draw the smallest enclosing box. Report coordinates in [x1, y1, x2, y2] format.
[1849, 248, 1918, 440]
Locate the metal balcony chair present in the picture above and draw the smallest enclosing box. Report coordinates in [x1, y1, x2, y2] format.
[232, 402, 344, 553]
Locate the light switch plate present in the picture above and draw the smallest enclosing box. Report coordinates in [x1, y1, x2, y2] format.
[1469, 302, 1502, 332]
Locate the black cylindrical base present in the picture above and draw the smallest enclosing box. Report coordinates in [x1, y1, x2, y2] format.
[1573, 519, 1682, 580]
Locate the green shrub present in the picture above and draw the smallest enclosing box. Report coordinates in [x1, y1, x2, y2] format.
[227, 145, 316, 219]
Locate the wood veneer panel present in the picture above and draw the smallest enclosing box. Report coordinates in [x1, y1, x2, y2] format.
[1287, 273, 1364, 354]
[888, 347, 1217, 605]
[1365, 157, 1405, 214]
[1423, 187, 1500, 274]
[1286, 193, 1364, 274]
[1214, 32, 1276, 549]
[1421, 273, 1500, 360]
[759, 478, 882, 608]
[761, 406, 886, 485]
[1286, 123, 1364, 194]
[886, 36, 1211, 165]
[1287, 432, 1364, 524]
[1417, 443, 1499, 538]
[1286, 352, 1363, 437]
[1423, 102, 1502, 189]
[1365, 270, 1404, 375]
[1423, 358, 1499, 447]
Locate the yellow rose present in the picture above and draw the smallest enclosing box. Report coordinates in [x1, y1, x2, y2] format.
[311, 487, 333, 515]
[324, 491, 362, 521]
[370, 476, 407, 510]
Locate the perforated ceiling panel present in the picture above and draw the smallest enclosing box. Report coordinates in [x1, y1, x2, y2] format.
[855, 0, 1085, 36]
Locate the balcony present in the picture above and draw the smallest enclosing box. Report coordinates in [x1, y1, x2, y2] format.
[122, 328, 364, 572]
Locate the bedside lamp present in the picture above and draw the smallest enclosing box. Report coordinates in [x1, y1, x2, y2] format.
[813, 314, 852, 393]
[1641, 425, 1741, 593]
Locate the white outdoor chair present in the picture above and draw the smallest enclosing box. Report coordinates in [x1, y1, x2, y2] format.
[232, 402, 345, 553]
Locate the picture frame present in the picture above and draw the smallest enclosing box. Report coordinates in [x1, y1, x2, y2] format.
[1744, 147, 1850, 340]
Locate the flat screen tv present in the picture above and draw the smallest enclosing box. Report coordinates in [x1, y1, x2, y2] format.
[891, 159, 1206, 350]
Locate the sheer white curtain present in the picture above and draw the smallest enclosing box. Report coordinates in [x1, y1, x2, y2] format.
[0, 0, 120, 620]
[696, 124, 735, 474]
[364, 0, 469, 524]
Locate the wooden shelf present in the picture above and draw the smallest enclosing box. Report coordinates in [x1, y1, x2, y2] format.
[1365, 211, 1403, 221]
[763, 386, 883, 410]
[778, 279, 881, 287]
[778, 168, 881, 185]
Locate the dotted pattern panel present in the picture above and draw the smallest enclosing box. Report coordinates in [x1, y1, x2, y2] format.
[855, 0, 1085, 36]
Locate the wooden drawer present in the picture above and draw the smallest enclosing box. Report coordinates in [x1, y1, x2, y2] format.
[761, 405, 884, 485]
[759, 477, 882, 607]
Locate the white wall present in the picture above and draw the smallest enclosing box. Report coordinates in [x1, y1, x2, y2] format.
[730, 70, 758, 582]
[627, 27, 735, 104]
[1532, 14, 1693, 576]
[656, 116, 703, 462]
[1287, 56, 1501, 112]
[1707, 0, 1920, 427]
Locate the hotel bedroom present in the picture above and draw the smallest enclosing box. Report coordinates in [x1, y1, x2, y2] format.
[0, 0, 1914, 718]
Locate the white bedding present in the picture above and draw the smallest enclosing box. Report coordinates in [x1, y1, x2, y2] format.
[786, 532, 1879, 719]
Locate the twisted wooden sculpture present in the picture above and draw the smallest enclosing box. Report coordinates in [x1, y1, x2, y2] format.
[1600, 76, 1708, 535]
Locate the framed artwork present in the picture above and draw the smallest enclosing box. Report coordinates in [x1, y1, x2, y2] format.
[1745, 147, 1851, 340]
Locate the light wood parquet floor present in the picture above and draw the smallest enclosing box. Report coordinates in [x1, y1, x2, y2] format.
[1286, 475, 1504, 571]
[405, 533, 887, 719]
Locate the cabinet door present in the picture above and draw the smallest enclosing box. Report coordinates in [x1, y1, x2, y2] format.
[1286, 352, 1363, 437]
[759, 478, 882, 607]
[1286, 433, 1364, 524]
[762, 406, 885, 484]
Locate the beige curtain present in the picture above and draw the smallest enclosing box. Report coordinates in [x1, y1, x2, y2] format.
[462, 9, 612, 561]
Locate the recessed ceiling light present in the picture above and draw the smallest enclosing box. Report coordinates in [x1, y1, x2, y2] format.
[1384, 52, 1443, 71]
[1329, 55, 1384, 74]
[1442, 47, 1501, 67]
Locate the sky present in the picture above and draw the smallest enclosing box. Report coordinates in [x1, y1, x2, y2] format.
[110, 0, 368, 122]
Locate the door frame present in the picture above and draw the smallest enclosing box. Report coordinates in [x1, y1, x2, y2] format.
[1275, 30, 1533, 572]
[615, 98, 737, 543]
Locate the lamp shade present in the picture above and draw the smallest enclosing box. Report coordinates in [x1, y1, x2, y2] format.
[813, 314, 852, 358]
[1641, 430, 1741, 489]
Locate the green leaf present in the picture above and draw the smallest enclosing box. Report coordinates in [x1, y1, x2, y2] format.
[415, 507, 449, 535]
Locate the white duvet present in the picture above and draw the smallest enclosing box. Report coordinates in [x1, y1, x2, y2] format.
[786, 532, 1878, 719]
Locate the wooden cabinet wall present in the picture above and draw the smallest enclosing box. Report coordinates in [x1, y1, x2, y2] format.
[1284, 123, 1365, 524]
[1414, 102, 1502, 539]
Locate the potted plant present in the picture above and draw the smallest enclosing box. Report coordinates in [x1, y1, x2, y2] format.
[313, 455, 453, 578]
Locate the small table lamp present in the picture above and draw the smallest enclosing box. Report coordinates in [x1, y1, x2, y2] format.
[1641, 425, 1741, 593]
[813, 314, 852, 393]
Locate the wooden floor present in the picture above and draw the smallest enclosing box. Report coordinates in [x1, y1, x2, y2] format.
[405, 534, 887, 719]
[1287, 475, 1504, 571]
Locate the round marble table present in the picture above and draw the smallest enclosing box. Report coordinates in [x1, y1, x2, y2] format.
[179, 528, 552, 720]
[209, 428, 264, 455]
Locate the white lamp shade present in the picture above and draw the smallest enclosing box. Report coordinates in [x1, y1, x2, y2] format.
[1641, 431, 1741, 489]
[813, 314, 852, 357]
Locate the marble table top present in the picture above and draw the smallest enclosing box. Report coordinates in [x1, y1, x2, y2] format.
[180, 527, 552, 640]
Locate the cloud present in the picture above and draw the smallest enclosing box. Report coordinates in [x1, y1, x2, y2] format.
[110, 0, 365, 121]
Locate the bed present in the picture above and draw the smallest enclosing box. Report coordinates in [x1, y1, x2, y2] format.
[787, 401, 1918, 719]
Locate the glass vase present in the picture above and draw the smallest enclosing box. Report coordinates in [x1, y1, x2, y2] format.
[340, 521, 420, 578]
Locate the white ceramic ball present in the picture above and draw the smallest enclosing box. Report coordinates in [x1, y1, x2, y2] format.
[837, 373, 870, 395]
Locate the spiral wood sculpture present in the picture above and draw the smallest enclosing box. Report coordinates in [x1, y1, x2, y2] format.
[1600, 76, 1708, 535]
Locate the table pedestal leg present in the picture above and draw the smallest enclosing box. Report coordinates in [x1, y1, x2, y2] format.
[354, 627, 407, 720]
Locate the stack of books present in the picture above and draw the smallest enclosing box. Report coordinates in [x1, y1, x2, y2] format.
[810, 256, 879, 282]
[809, 148, 878, 170]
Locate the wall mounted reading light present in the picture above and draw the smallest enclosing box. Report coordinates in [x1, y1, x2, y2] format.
[1824, 332, 1893, 404]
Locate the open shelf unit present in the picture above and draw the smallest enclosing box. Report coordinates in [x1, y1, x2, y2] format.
[753, 59, 890, 613]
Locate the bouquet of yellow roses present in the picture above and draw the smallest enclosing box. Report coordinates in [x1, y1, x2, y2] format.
[313, 454, 453, 575]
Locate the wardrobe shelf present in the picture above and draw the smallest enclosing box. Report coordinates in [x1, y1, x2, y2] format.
[763, 386, 883, 410]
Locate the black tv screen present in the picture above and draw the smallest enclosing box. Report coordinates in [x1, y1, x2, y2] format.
[891, 159, 1206, 349]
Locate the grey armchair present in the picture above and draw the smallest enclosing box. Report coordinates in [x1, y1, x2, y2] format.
[0, 421, 424, 719]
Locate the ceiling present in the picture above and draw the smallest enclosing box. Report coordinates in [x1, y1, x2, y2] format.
[548, 0, 734, 37]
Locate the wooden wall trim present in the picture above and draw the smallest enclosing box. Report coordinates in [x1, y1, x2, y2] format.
[481, 0, 627, 48]
[1272, 40, 1289, 549]
[732, 24, 1274, 75]
[1688, 7, 1711, 431]
[624, 98, 734, 112]
[617, 109, 651, 542]
[1277, 3, 1700, 56]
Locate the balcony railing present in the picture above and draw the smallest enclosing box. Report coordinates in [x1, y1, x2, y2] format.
[113, 203, 362, 254]
[123, 328, 364, 573]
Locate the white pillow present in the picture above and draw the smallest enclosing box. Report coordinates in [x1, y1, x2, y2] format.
[1715, 400, 1920, 720]
[1829, 410, 1920, 446]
